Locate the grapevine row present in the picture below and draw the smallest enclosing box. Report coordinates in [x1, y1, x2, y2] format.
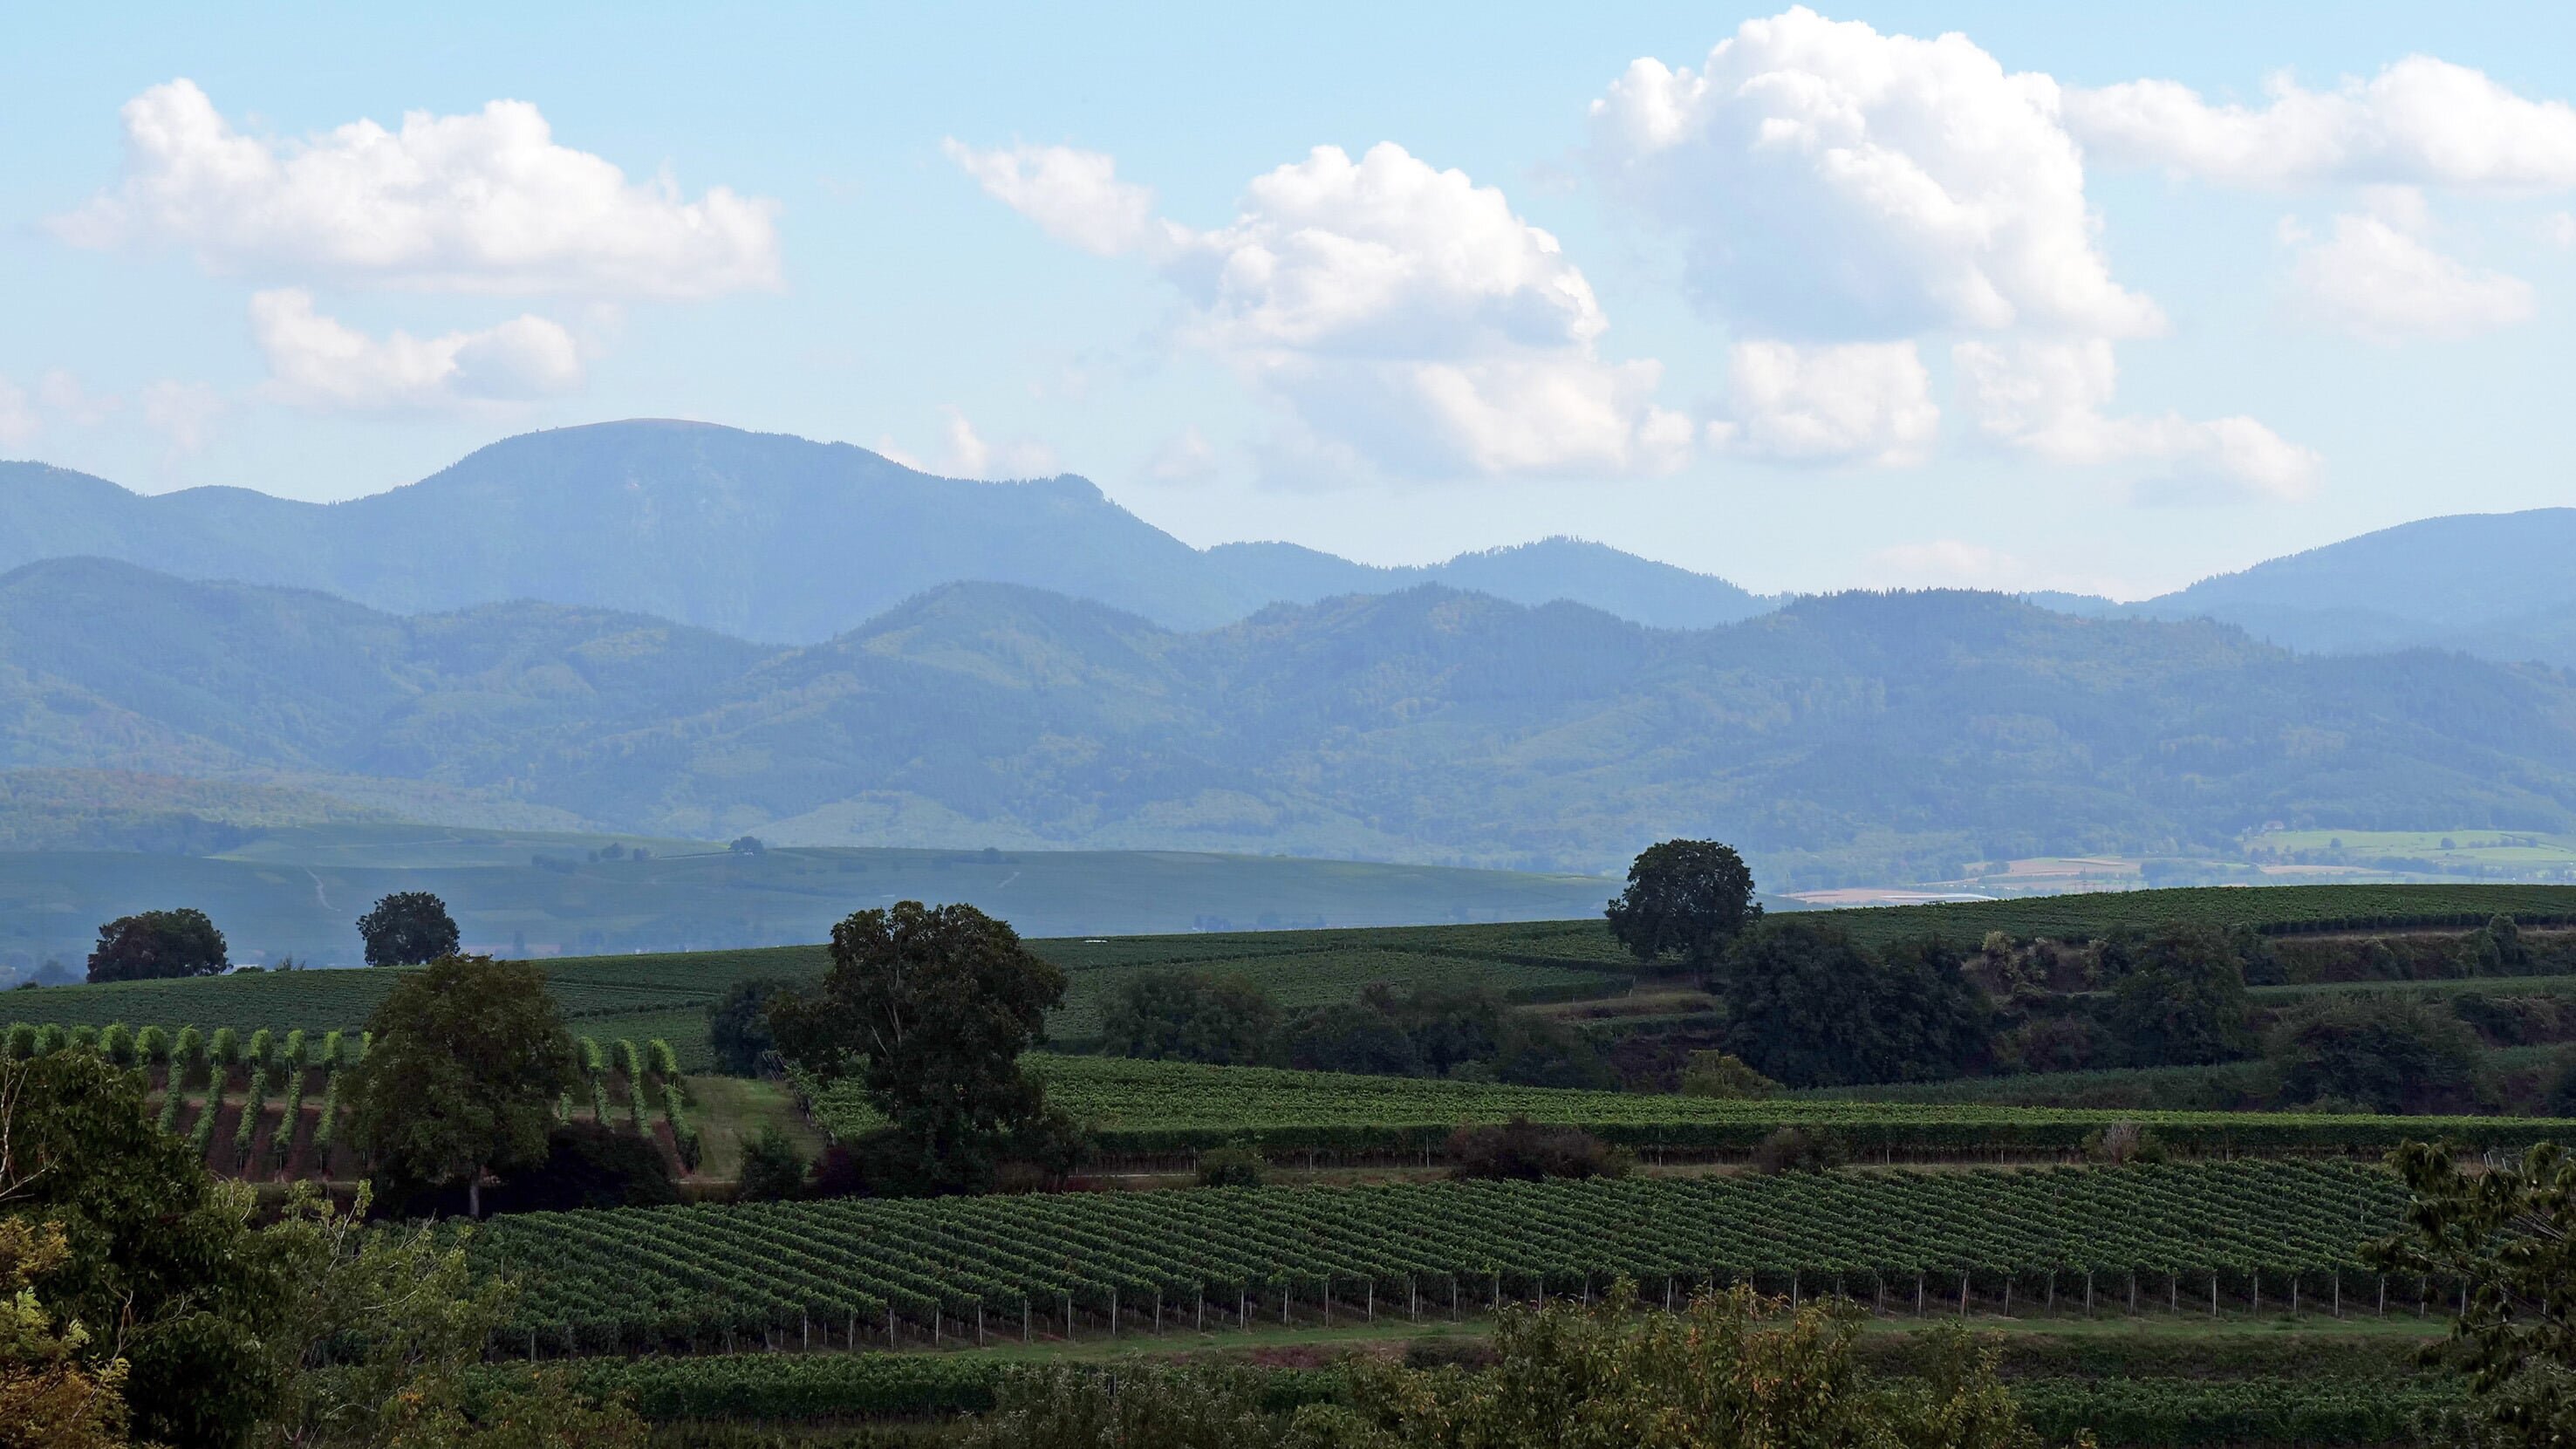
[465, 1161, 2440, 1356]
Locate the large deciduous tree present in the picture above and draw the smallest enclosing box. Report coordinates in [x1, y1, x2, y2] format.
[1605, 839, 1761, 970]
[2098, 925, 2256, 1068]
[1715, 921, 1991, 1088]
[356, 891, 461, 967]
[1100, 971, 1279, 1066]
[84, 908, 228, 982]
[347, 955, 578, 1218]
[769, 900, 1068, 1196]
[0, 1051, 289, 1449]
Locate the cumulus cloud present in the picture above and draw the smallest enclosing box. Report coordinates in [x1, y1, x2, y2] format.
[0, 379, 36, 448]
[2067, 58, 2576, 190]
[58, 79, 780, 297]
[1953, 339, 2320, 501]
[249, 289, 584, 410]
[2545, 212, 2576, 248]
[1589, 6, 2161, 341]
[876, 406, 1059, 480]
[1707, 340, 1937, 467]
[950, 139, 1689, 479]
[944, 140, 1169, 257]
[37, 369, 121, 426]
[1589, 9, 2316, 497]
[2287, 211, 2535, 342]
[140, 380, 225, 453]
[1146, 427, 1220, 483]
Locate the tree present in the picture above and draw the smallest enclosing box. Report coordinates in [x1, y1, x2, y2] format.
[2098, 926, 2256, 1068]
[768, 901, 1068, 1197]
[0, 1217, 138, 1449]
[356, 892, 461, 967]
[2265, 995, 2480, 1113]
[1715, 922, 1991, 1088]
[347, 955, 578, 1218]
[84, 908, 227, 982]
[2368, 1142, 2576, 1447]
[0, 1051, 290, 1449]
[1604, 839, 1761, 969]
[1100, 971, 1279, 1065]
[1286, 1003, 1422, 1076]
[706, 977, 793, 1076]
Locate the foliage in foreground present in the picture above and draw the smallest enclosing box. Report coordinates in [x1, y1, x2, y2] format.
[961, 1285, 2060, 1449]
[2371, 1140, 2576, 1446]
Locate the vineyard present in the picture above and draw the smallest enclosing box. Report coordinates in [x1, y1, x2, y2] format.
[1, 1020, 697, 1181]
[464, 1161, 2435, 1357]
[803, 1053, 2576, 1158]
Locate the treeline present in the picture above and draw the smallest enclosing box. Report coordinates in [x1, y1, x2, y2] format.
[1095, 976, 1618, 1090]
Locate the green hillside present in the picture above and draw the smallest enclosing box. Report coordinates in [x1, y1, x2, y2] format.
[0, 828, 1617, 976]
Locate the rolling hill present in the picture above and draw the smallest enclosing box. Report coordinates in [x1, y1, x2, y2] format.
[5, 558, 2576, 888]
[0, 420, 1766, 639]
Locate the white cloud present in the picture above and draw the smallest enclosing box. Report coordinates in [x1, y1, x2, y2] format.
[140, 380, 225, 453]
[249, 289, 584, 411]
[943, 140, 1169, 257]
[0, 379, 36, 448]
[58, 79, 780, 297]
[37, 369, 120, 426]
[1707, 339, 1937, 467]
[2288, 212, 2535, 342]
[876, 406, 1059, 480]
[1146, 427, 1220, 483]
[1588, 6, 2161, 341]
[1953, 338, 2321, 501]
[2067, 58, 2576, 190]
[951, 139, 1689, 479]
[2541, 210, 2576, 248]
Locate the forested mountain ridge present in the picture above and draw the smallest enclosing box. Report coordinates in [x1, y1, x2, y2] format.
[2036, 508, 2576, 666]
[4, 558, 2573, 886]
[0, 420, 1766, 639]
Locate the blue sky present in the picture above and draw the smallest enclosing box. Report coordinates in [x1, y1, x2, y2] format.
[4, 3, 2572, 600]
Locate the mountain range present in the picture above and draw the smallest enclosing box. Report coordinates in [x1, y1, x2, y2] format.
[5, 419, 2568, 667]
[5, 555, 2574, 888]
[0, 420, 1766, 639]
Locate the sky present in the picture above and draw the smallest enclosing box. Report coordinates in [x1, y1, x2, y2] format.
[4, 3, 2573, 602]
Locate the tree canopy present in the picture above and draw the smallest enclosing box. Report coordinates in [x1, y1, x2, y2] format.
[2098, 926, 2256, 1068]
[706, 976, 793, 1076]
[84, 907, 227, 982]
[356, 891, 461, 967]
[346, 954, 578, 1218]
[1100, 971, 1279, 1066]
[769, 900, 1068, 1196]
[1715, 920, 1991, 1088]
[1605, 839, 1761, 968]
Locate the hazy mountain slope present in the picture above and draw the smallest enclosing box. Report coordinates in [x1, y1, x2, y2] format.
[2103, 509, 2576, 663]
[0, 420, 1763, 637]
[7, 564, 2575, 885]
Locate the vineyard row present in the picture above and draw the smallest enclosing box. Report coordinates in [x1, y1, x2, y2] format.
[463, 1160, 2451, 1357]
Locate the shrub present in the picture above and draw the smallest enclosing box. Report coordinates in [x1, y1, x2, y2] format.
[1678, 1051, 1777, 1100]
[34, 1024, 65, 1056]
[67, 1024, 99, 1054]
[648, 1039, 681, 1081]
[135, 1024, 170, 1063]
[1751, 1125, 1848, 1175]
[707, 980, 790, 1076]
[99, 1022, 134, 1064]
[247, 1028, 274, 1070]
[4, 1022, 35, 1061]
[2082, 1121, 2168, 1165]
[1448, 1117, 1630, 1181]
[1195, 1145, 1268, 1189]
[2266, 994, 2481, 1114]
[736, 1124, 803, 1201]
[1101, 971, 1280, 1066]
[319, 1029, 344, 1068]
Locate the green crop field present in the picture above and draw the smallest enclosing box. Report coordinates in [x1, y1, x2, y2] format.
[796, 1054, 2576, 1157]
[466, 1160, 2418, 1355]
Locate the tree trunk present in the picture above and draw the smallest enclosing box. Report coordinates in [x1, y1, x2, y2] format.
[469, 1167, 482, 1219]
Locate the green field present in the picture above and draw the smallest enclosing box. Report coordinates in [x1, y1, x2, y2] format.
[0, 824, 1622, 973]
[1822, 882, 2576, 950]
[2251, 828, 2576, 873]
